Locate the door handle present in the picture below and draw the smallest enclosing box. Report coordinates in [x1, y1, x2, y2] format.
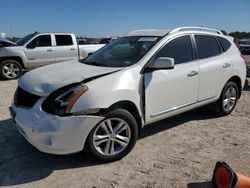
[70, 48, 76, 51]
[47, 49, 53, 52]
[223, 63, 231, 68]
[187, 70, 199, 77]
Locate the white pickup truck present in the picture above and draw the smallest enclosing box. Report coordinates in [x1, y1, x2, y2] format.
[0, 32, 105, 80]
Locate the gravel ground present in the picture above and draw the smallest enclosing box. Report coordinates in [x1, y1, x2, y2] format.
[0, 57, 249, 188]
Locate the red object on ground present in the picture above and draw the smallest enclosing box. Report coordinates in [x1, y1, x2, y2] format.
[213, 161, 250, 188]
[214, 167, 231, 188]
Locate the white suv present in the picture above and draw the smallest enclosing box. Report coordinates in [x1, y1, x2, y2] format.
[10, 27, 246, 162]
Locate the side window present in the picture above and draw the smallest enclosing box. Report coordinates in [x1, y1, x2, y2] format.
[217, 36, 231, 52]
[27, 35, 51, 48]
[195, 35, 221, 59]
[156, 35, 193, 64]
[55, 35, 73, 46]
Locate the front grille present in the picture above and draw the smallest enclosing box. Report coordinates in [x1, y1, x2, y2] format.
[14, 87, 41, 108]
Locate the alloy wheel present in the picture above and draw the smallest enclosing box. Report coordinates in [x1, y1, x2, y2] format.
[2, 62, 20, 79]
[93, 118, 131, 156]
[223, 86, 237, 112]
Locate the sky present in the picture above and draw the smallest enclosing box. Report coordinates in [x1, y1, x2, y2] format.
[1, 0, 250, 38]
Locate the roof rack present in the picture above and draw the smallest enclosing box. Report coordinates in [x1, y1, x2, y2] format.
[169, 27, 223, 35]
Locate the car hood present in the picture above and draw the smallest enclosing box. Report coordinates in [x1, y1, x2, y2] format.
[0, 39, 16, 47]
[18, 61, 121, 96]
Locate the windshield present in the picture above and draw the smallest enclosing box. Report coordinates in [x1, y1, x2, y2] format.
[81, 36, 161, 67]
[16, 33, 37, 46]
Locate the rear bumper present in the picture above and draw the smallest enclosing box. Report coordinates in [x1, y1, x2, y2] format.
[10, 99, 104, 155]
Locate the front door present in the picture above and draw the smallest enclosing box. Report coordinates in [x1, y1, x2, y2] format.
[144, 35, 199, 123]
[25, 34, 55, 67]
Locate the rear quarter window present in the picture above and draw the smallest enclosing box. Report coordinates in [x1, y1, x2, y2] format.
[217, 36, 231, 52]
[195, 35, 221, 59]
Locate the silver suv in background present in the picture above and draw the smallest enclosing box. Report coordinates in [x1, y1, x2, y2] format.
[10, 27, 246, 162]
[0, 32, 105, 80]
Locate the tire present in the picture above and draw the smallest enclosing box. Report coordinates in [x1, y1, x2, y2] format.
[212, 81, 239, 116]
[85, 109, 138, 162]
[0, 59, 23, 80]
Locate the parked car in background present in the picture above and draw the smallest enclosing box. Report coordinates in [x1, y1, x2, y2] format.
[77, 37, 115, 45]
[0, 38, 16, 47]
[99, 37, 112, 44]
[10, 27, 246, 162]
[233, 38, 240, 48]
[0, 32, 105, 80]
[239, 40, 250, 55]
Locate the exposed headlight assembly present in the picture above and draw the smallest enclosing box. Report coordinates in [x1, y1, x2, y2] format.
[42, 83, 88, 116]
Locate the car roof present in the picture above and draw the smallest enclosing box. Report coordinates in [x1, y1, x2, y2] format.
[126, 29, 170, 37]
[126, 27, 224, 37]
[33, 32, 74, 35]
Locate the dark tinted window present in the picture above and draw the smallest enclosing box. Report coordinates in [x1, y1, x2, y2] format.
[195, 35, 221, 59]
[217, 36, 231, 52]
[55, 35, 73, 46]
[27, 35, 51, 48]
[156, 35, 193, 64]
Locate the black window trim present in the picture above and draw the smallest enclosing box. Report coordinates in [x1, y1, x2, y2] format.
[194, 34, 223, 60]
[26, 34, 52, 48]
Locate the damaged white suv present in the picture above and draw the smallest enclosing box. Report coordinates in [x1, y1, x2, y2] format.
[10, 27, 246, 162]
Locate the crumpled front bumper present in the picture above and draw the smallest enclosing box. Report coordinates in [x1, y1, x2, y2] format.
[10, 98, 104, 155]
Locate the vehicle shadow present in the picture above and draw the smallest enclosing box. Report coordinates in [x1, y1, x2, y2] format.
[140, 106, 218, 139]
[0, 118, 99, 186]
[0, 106, 218, 186]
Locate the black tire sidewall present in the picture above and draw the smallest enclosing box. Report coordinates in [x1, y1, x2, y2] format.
[0, 60, 22, 80]
[219, 81, 239, 115]
[86, 109, 138, 162]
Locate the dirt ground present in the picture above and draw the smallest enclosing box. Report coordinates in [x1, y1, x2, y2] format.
[0, 57, 250, 188]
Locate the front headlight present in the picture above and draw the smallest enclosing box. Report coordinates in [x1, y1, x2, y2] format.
[42, 83, 88, 116]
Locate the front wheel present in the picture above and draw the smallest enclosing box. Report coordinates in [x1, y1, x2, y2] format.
[212, 81, 239, 116]
[0, 59, 23, 80]
[85, 109, 138, 162]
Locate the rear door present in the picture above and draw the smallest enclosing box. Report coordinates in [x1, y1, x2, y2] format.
[25, 34, 55, 67]
[194, 35, 232, 101]
[144, 35, 199, 123]
[54, 34, 78, 62]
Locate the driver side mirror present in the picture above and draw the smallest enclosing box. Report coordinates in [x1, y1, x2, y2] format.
[146, 57, 175, 72]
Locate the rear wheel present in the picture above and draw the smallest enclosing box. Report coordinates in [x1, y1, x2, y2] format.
[85, 109, 138, 162]
[212, 81, 239, 116]
[0, 59, 22, 80]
